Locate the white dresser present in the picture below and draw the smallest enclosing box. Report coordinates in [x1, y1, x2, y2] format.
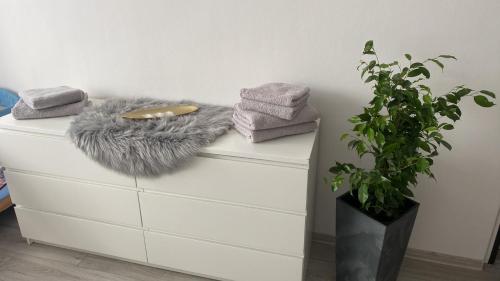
[0, 112, 319, 281]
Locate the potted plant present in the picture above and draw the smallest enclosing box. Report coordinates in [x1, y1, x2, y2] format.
[329, 41, 495, 281]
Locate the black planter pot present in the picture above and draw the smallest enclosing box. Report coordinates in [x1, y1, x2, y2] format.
[336, 192, 419, 281]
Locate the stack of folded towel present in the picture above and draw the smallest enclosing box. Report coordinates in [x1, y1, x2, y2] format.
[233, 82, 319, 143]
[12, 86, 89, 120]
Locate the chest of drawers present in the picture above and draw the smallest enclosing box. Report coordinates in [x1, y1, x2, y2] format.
[0, 111, 319, 281]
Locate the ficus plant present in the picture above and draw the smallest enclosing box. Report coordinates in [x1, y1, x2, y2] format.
[329, 40, 496, 218]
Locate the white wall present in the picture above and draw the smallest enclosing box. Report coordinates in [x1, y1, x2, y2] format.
[0, 0, 499, 262]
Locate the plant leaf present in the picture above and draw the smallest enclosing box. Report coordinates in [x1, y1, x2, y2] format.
[375, 188, 384, 203]
[407, 68, 421, 77]
[365, 75, 377, 83]
[375, 133, 385, 146]
[340, 133, 350, 141]
[331, 175, 344, 191]
[349, 116, 361, 123]
[423, 94, 432, 104]
[329, 166, 340, 173]
[419, 67, 430, 79]
[348, 140, 358, 150]
[383, 143, 399, 154]
[353, 123, 366, 133]
[480, 90, 496, 99]
[356, 142, 366, 155]
[474, 95, 495, 107]
[418, 141, 431, 153]
[455, 88, 472, 98]
[401, 186, 414, 197]
[364, 40, 374, 53]
[442, 124, 454, 130]
[405, 54, 412, 60]
[446, 94, 458, 104]
[361, 66, 369, 78]
[410, 62, 424, 68]
[438, 54, 457, 60]
[416, 158, 429, 172]
[358, 184, 369, 204]
[424, 126, 438, 133]
[440, 140, 452, 150]
[359, 113, 371, 121]
[429, 59, 444, 70]
[368, 60, 377, 69]
[367, 128, 375, 142]
[419, 84, 432, 94]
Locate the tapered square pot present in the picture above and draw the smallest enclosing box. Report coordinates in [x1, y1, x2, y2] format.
[336, 192, 419, 281]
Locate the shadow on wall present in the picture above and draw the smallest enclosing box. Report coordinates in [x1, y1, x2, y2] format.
[309, 86, 373, 235]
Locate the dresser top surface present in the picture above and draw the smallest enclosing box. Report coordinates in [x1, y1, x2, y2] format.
[0, 104, 318, 166]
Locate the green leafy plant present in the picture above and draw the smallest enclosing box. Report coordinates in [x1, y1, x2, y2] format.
[329, 40, 496, 218]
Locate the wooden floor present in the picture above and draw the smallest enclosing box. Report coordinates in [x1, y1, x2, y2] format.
[0, 207, 498, 281]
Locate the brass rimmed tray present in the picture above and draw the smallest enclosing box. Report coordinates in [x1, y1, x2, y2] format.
[121, 105, 199, 120]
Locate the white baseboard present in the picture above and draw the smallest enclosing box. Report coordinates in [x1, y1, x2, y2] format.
[311, 232, 484, 271]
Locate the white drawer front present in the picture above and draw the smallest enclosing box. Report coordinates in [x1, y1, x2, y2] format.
[0, 130, 134, 187]
[140, 192, 305, 256]
[7, 171, 141, 227]
[145, 231, 304, 281]
[15, 207, 147, 262]
[137, 157, 308, 213]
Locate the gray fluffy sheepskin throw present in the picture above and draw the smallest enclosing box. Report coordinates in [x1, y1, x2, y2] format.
[68, 98, 233, 176]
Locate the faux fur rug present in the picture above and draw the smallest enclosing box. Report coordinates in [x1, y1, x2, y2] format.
[68, 98, 233, 176]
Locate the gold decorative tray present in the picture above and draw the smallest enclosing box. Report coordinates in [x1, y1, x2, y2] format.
[121, 105, 199, 120]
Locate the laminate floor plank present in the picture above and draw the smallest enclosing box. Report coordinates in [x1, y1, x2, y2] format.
[77, 254, 166, 281]
[0, 251, 123, 281]
[0, 227, 86, 266]
[77, 254, 211, 281]
[0, 207, 498, 281]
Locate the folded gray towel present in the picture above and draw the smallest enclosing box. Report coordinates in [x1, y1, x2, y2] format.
[12, 94, 89, 120]
[233, 118, 317, 143]
[19, 86, 85, 109]
[240, 82, 310, 107]
[233, 103, 319, 130]
[240, 97, 307, 120]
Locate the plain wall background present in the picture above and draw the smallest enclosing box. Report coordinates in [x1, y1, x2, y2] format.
[0, 0, 499, 262]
